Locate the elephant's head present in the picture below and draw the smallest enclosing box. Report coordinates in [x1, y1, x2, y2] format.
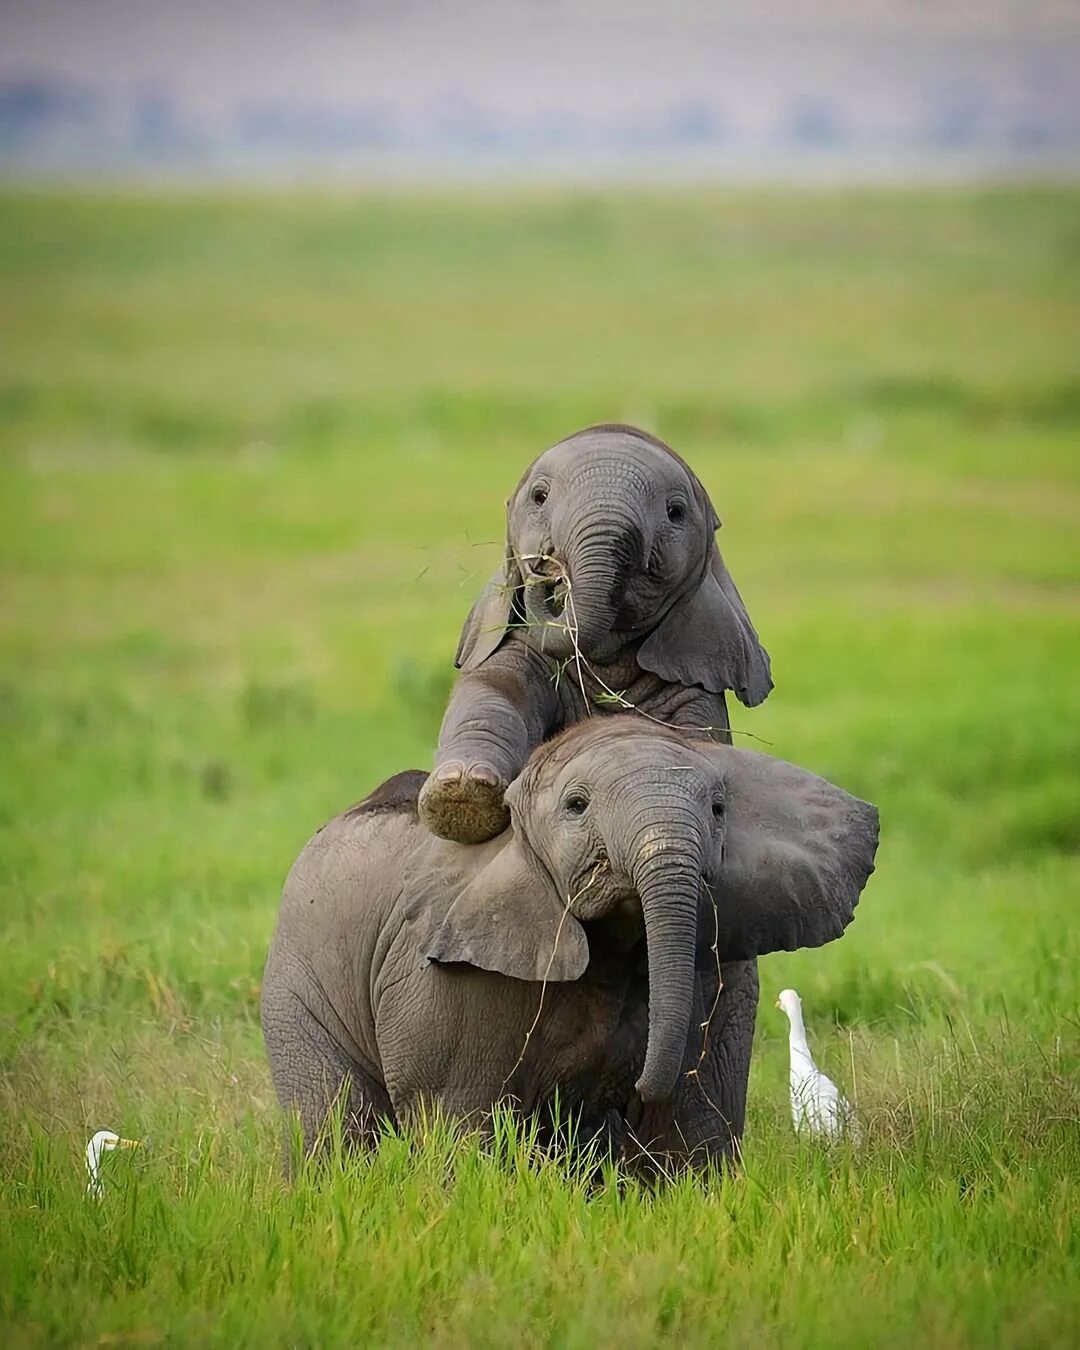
[420, 719, 878, 1103]
[454, 424, 772, 707]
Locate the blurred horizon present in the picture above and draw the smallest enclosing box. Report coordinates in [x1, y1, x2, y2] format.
[2, 0, 1079, 184]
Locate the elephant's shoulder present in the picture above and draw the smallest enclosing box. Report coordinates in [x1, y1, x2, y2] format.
[283, 772, 427, 904]
[280, 793, 422, 926]
[341, 770, 426, 821]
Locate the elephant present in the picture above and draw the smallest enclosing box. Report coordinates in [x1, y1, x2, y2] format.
[418, 423, 774, 845]
[261, 718, 878, 1174]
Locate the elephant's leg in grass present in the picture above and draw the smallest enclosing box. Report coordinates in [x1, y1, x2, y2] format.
[419, 641, 559, 844]
[392, 1083, 623, 1160]
[376, 964, 552, 1136]
[678, 957, 760, 1165]
[262, 985, 394, 1163]
[624, 958, 759, 1175]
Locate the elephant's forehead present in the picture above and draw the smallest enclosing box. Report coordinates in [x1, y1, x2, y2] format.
[534, 435, 688, 488]
[540, 730, 714, 789]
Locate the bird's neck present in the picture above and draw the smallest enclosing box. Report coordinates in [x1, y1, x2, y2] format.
[786, 1009, 813, 1063]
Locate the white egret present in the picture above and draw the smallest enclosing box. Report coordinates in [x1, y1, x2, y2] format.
[85, 1130, 140, 1199]
[776, 989, 862, 1143]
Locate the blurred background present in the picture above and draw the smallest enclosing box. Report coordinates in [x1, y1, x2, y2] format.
[2, 3, 1079, 1341]
[3, 0, 1080, 184]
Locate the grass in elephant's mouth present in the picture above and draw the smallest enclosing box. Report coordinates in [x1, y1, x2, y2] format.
[518, 555, 572, 620]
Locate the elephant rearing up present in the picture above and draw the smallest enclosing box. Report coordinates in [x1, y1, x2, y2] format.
[418, 424, 773, 845]
[261, 719, 878, 1173]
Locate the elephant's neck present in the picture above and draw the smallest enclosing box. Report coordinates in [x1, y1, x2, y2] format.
[547, 645, 649, 716]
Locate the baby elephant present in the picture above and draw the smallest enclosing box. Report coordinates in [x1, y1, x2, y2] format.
[262, 719, 878, 1174]
[418, 423, 773, 845]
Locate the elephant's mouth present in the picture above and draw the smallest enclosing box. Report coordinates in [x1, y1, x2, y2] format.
[538, 579, 569, 620]
[569, 852, 638, 921]
[521, 557, 571, 627]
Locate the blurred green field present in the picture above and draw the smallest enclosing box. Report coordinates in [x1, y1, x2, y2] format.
[1, 188, 1079, 1348]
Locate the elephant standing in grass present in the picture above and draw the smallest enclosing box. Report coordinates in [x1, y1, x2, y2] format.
[418, 424, 773, 845]
[262, 720, 877, 1173]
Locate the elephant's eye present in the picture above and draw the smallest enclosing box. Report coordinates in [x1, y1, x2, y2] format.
[666, 499, 686, 524]
[531, 484, 549, 507]
[712, 799, 725, 820]
[564, 792, 589, 816]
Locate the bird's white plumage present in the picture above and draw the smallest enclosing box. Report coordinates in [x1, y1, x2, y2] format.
[776, 989, 862, 1143]
[85, 1129, 139, 1199]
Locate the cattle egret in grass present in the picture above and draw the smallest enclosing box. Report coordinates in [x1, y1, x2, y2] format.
[776, 989, 862, 1143]
[85, 1130, 140, 1199]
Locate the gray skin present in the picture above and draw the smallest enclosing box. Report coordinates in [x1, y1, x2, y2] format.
[418, 424, 774, 845]
[262, 719, 878, 1173]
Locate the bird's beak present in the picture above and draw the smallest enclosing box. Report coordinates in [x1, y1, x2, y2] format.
[116, 1138, 141, 1150]
[774, 999, 782, 1009]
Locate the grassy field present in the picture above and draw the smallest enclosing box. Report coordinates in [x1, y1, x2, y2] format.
[1, 187, 1078, 1347]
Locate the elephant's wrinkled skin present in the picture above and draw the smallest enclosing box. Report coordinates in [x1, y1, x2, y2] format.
[418, 424, 773, 844]
[262, 720, 878, 1172]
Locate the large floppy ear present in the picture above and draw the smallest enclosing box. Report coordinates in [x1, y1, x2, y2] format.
[706, 746, 879, 959]
[413, 829, 589, 982]
[454, 562, 517, 670]
[637, 507, 772, 706]
[455, 485, 531, 672]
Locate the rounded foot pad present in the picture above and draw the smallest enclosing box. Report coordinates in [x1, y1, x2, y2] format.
[418, 763, 510, 843]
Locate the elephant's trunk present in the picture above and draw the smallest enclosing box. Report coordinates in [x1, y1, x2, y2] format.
[549, 513, 639, 656]
[630, 828, 703, 1104]
[561, 559, 617, 655]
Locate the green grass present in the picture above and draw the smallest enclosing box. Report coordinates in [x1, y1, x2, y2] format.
[1, 186, 1079, 1348]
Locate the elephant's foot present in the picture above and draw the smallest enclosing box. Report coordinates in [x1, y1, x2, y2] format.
[418, 761, 510, 843]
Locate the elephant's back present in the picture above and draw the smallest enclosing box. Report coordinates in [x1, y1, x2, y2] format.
[276, 771, 428, 940]
[342, 769, 427, 821]
[263, 773, 429, 1093]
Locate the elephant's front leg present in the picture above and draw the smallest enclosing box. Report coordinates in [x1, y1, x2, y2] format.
[625, 958, 759, 1175]
[419, 640, 558, 843]
[377, 965, 544, 1134]
[678, 958, 760, 1165]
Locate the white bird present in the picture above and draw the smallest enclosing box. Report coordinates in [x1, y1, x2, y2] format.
[776, 989, 862, 1143]
[85, 1130, 140, 1199]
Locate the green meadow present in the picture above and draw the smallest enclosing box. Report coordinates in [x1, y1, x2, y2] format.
[1, 187, 1078, 1347]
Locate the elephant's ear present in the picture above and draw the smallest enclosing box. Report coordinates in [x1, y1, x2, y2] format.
[417, 831, 589, 982]
[705, 746, 879, 959]
[455, 559, 522, 671]
[637, 541, 772, 706]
